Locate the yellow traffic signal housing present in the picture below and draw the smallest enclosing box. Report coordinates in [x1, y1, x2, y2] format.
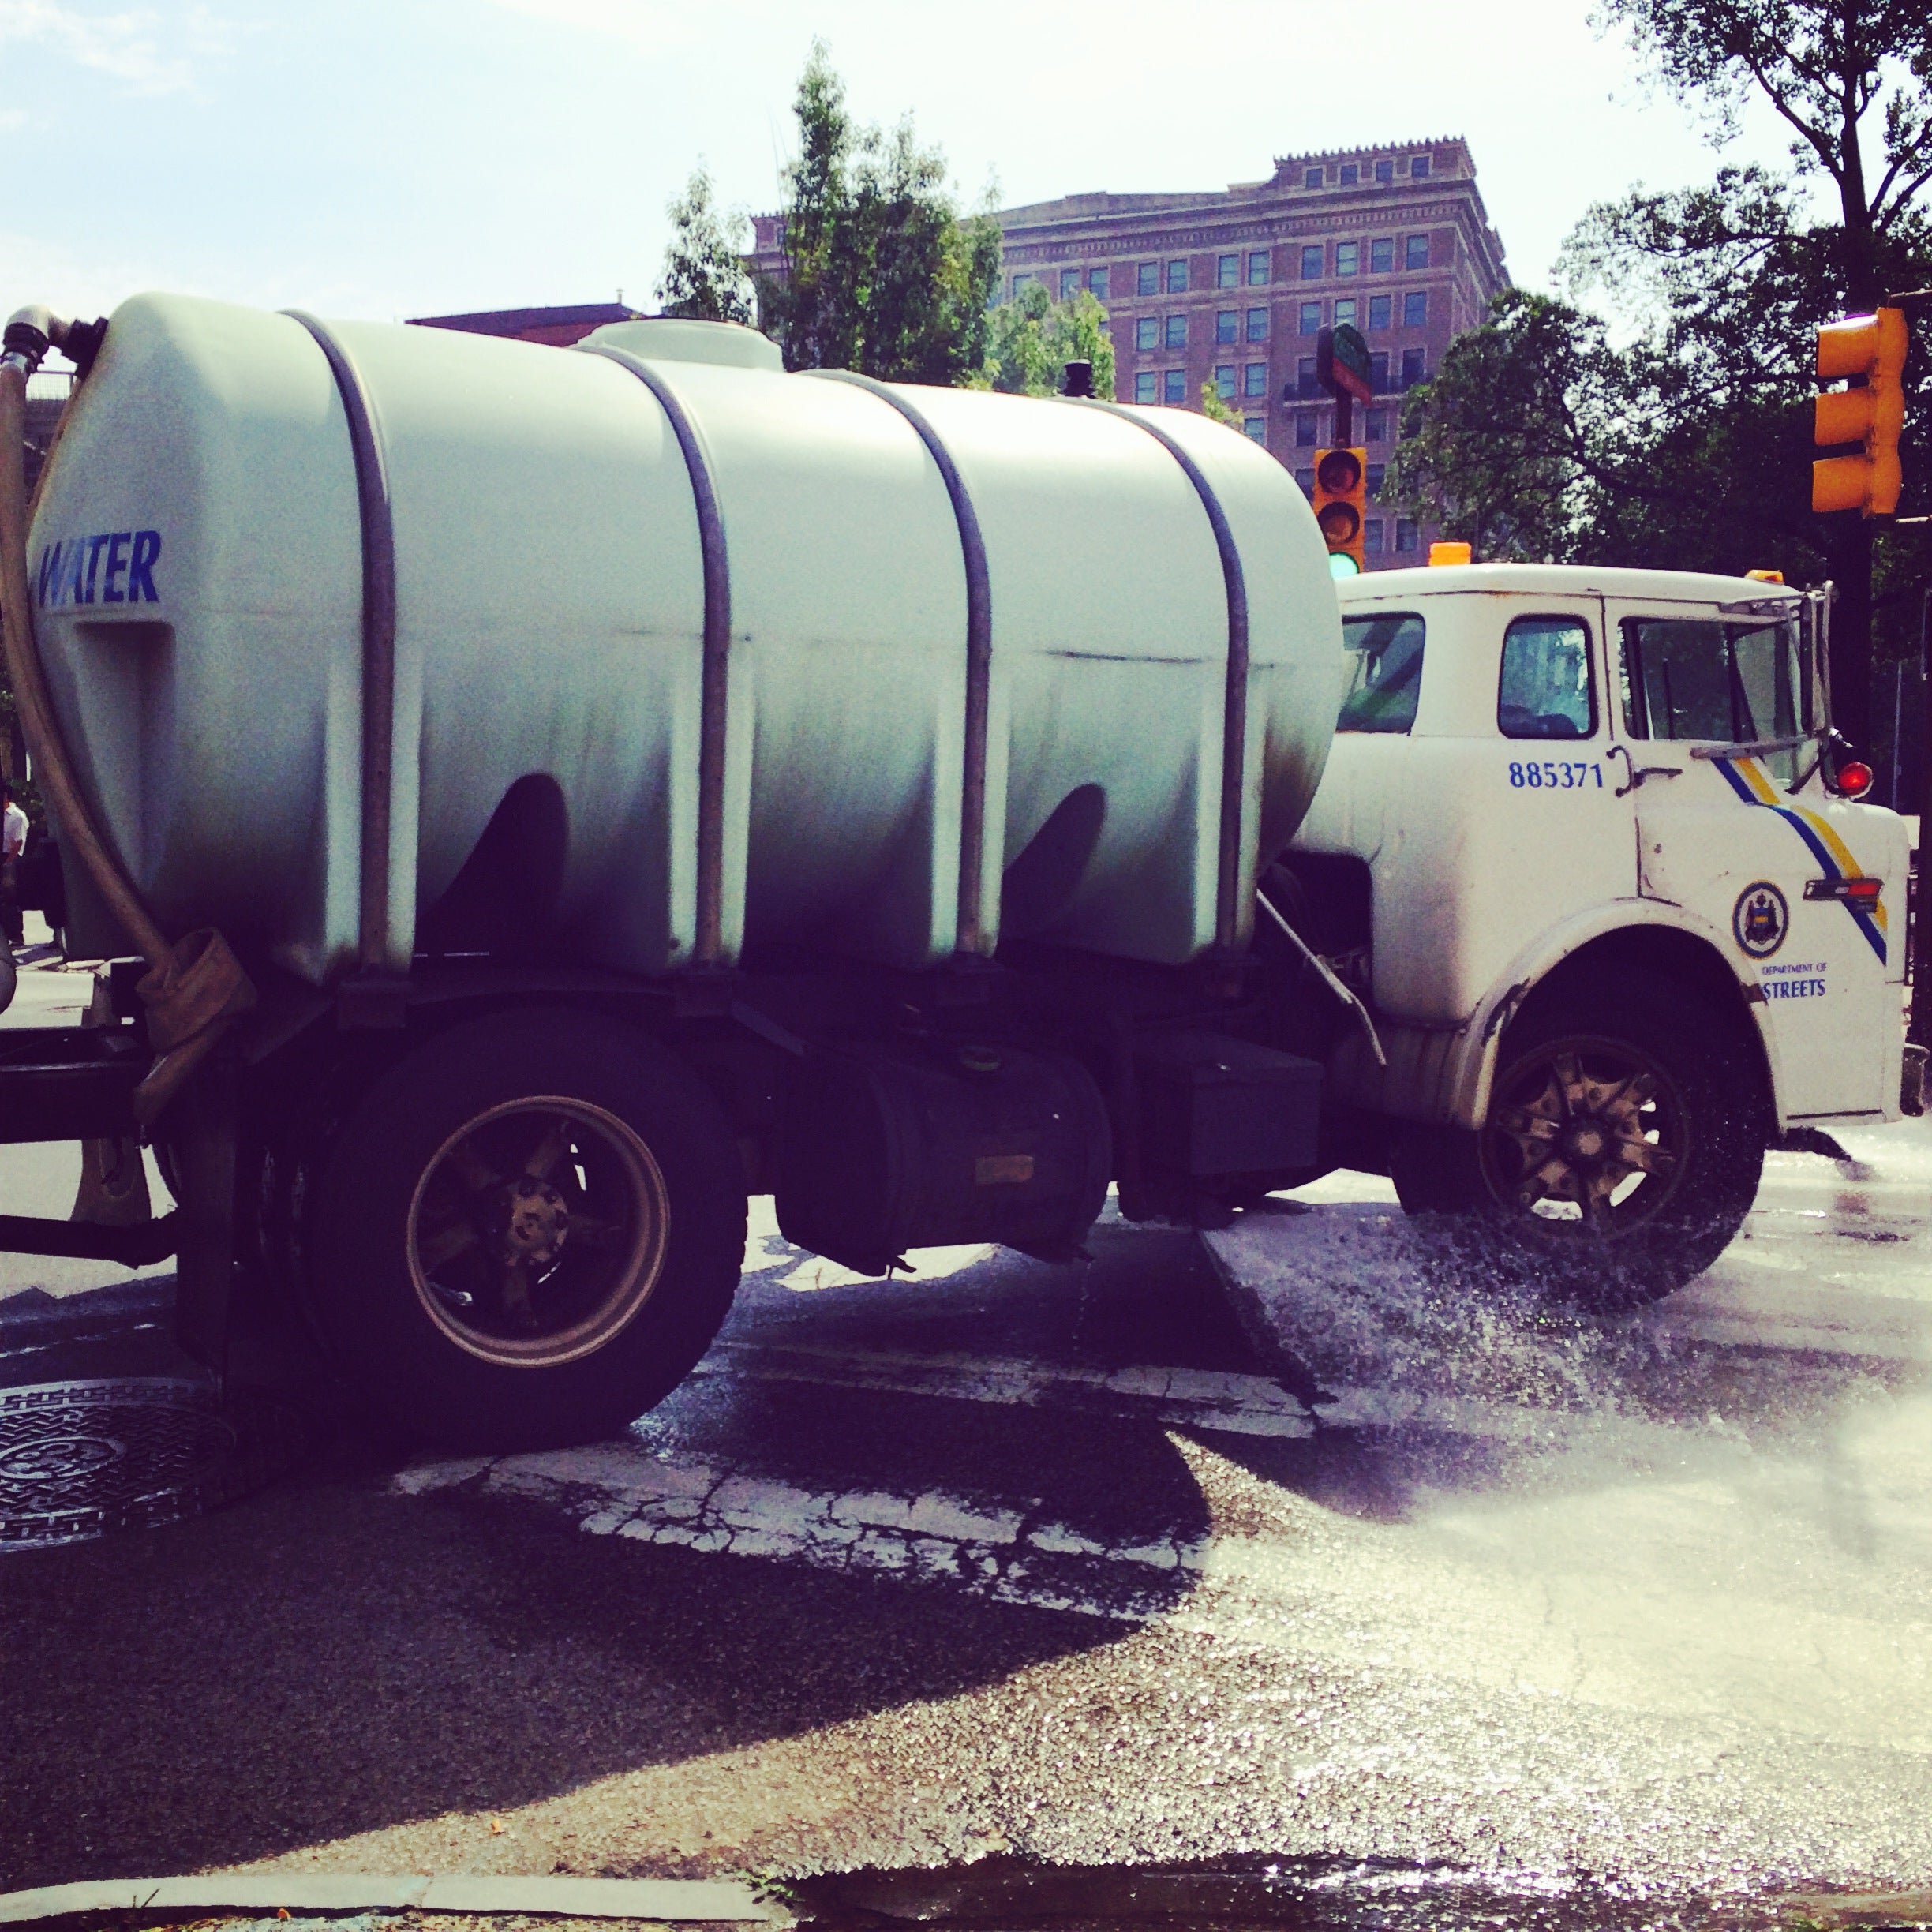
[1312, 446, 1368, 575]
[1813, 308, 1907, 516]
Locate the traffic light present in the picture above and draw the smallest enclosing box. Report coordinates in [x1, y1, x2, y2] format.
[1312, 446, 1367, 575]
[1813, 309, 1907, 516]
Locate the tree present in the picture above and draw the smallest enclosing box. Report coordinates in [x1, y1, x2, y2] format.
[758, 44, 1001, 384]
[982, 283, 1117, 399]
[1387, 0, 1932, 744]
[1198, 378, 1243, 429]
[656, 167, 755, 326]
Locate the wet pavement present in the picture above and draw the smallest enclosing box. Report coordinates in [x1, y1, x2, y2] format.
[2, 1116, 1930, 1926]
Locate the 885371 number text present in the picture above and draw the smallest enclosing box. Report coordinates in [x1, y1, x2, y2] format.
[1507, 761, 1602, 789]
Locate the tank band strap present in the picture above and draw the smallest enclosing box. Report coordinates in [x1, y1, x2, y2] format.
[1065, 399, 1252, 955]
[809, 370, 994, 960]
[587, 346, 733, 972]
[284, 311, 399, 979]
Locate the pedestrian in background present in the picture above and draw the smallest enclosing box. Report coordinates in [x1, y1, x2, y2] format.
[0, 780, 27, 950]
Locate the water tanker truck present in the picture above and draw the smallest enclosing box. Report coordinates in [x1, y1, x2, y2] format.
[0, 297, 1913, 1449]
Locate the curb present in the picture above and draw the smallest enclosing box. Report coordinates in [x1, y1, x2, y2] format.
[0, 1875, 784, 1925]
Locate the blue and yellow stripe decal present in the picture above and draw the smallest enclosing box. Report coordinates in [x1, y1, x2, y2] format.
[1713, 755, 1888, 964]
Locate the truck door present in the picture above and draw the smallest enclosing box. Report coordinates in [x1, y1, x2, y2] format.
[1368, 594, 1635, 1025]
[1611, 598, 1896, 1120]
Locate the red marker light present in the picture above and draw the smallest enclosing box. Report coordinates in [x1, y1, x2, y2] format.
[1836, 760, 1874, 797]
[1845, 876, 1882, 900]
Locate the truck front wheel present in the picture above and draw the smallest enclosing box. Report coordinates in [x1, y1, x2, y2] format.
[309, 1009, 746, 1450]
[1389, 973, 1762, 1310]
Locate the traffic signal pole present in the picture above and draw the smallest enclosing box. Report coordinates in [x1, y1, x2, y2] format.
[1878, 291, 1932, 1050]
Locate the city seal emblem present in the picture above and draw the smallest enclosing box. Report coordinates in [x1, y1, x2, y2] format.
[1732, 880, 1788, 960]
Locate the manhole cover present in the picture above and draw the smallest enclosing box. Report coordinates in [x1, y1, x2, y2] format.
[0, 1378, 306, 1550]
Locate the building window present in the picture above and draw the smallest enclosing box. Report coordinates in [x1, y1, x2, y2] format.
[1166, 259, 1188, 292]
[1135, 371, 1155, 403]
[1403, 290, 1428, 328]
[1301, 244, 1324, 279]
[1216, 365, 1236, 401]
[1401, 347, 1425, 387]
[1248, 250, 1270, 284]
[1089, 266, 1109, 298]
[1297, 301, 1320, 335]
[1375, 159, 1394, 185]
[1335, 242, 1359, 276]
[1335, 298, 1357, 327]
[1136, 316, 1159, 351]
[1218, 253, 1238, 288]
[1370, 350, 1390, 391]
[1410, 155, 1432, 178]
[1011, 273, 1033, 297]
[1245, 306, 1268, 340]
[1367, 464, 1386, 495]
[1395, 518, 1419, 552]
[1406, 234, 1431, 269]
[1370, 238, 1393, 274]
[1216, 309, 1237, 344]
[1137, 260, 1159, 296]
[1295, 411, 1319, 446]
[1364, 519, 1384, 555]
[1339, 163, 1359, 185]
[1244, 417, 1266, 443]
[1295, 467, 1315, 494]
[1304, 167, 1324, 189]
[1163, 368, 1186, 404]
[1056, 268, 1075, 300]
[1368, 294, 1391, 331]
[1244, 361, 1267, 397]
[1297, 358, 1320, 398]
[1366, 406, 1388, 441]
[1166, 313, 1187, 348]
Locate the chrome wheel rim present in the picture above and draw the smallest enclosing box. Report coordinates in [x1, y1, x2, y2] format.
[1479, 1035, 1687, 1237]
[405, 1097, 669, 1367]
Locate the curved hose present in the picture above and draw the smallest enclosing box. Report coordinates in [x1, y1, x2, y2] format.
[1, 308, 253, 1122]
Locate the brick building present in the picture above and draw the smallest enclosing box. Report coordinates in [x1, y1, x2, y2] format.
[406, 301, 642, 347]
[752, 137, 1507, 567]
[992, 139, 1507, 566]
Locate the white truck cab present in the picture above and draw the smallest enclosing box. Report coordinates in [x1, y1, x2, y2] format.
[1287, 561, 1909, 1292]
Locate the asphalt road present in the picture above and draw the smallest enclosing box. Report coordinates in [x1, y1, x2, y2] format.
[2, 1103, 1929, 1929]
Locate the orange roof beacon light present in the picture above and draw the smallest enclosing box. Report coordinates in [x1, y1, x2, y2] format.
[1744, 568, 1784, 583]
[1813, 309, 1907, 517]
[1429, 541, 1472, 567]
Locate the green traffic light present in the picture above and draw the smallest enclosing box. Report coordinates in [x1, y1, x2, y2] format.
[1328, 552, 1361, 578]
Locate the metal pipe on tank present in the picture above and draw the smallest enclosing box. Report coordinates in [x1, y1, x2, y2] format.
[807, 370, 994, 958]
[585, 346, 735, 968]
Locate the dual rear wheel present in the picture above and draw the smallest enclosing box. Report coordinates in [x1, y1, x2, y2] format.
[306, 1010, 746, 1451]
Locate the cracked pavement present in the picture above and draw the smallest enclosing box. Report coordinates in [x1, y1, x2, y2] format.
[3, 1118, 1930, 1926]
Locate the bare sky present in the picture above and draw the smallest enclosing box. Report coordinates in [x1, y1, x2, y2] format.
[0, 0, 1804, 328]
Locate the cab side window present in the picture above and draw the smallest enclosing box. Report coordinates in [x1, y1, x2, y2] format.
[1339, 612, 1425, 734]
[1498, 616, 1595, 739]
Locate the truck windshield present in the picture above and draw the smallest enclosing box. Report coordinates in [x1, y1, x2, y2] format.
[1619, 616, 1811, 781]
[1339, 613, 1424, 734]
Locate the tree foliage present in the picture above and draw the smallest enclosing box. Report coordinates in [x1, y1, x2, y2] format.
[981, 282, 1116, 399]
[758, 45, 1000, 384]
[1386, 0, 1932, 739]
[1198, 378, 1243, 429]
[656, 167, 755, 325]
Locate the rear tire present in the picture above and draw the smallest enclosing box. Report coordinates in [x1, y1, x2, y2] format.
[1389, 972, 1762, 1311]
[309, 1009, 746, 1451]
